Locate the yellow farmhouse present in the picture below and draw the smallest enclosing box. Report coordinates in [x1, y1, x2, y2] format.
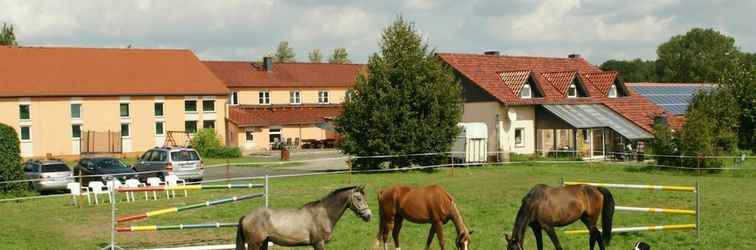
[204, 58, 363, 153]
[0, 46, 229, 158]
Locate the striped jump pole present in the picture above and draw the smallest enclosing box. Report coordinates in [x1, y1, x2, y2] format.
[116, 222, 237, 232]
[117, 183, 263, 193]
[615, 206, 696, 215]
[563, 181, 696, 192]
[565, 224, 696, 234]
[117, 193, 263, 223]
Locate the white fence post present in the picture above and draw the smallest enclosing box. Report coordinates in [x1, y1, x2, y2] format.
[264, 175, 269, 208]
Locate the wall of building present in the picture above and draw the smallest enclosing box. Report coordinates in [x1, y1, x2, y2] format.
[503, 106, 536, 155]
[0, 95, 226, 159]
[232, 88, 348, 105]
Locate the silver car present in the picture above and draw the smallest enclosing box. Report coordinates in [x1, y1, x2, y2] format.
[23, 160, 74, 192]
[133, 147, 205, 181]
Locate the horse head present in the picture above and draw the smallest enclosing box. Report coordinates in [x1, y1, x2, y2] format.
[347, 185, 372, 222]
[456, 230, 473, 250]
[505, 234, 523, 250]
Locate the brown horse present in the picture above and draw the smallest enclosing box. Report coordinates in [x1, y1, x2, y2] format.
[374, 185, 473, 250]
[505, 184, 614, 250]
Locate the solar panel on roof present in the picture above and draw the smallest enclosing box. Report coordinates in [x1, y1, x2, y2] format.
[629, 84, 716, 115]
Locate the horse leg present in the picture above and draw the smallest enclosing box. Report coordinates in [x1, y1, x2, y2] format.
[581, 216, 603, 250]
[424, 226, 436, 250]
[392, 217, 403, 250]
[313, 241, 326, 250]
[433, 221, 446, 250]
[543, 226, 563, 250]
[383, 220, 394, 250]
[530, 223, 544, 250]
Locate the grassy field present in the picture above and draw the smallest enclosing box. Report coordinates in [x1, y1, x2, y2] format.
[1, 162, 755, 249]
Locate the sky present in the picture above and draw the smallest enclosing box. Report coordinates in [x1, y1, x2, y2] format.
[1, 0, 755, 65]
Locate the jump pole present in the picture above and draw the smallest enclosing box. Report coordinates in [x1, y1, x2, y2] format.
[615, 206, 696, 215]
[563, 181, 696, 192]
[117, 193, 263, 223]
[565, 224, 696, 234]
[117, 222, 237, 232]
[117, 183, 263, 193]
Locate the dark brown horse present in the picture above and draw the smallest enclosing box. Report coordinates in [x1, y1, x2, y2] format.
[374, 185, 473, 250]
[236, 186, 372, 250]
[505, 184, 614, 250]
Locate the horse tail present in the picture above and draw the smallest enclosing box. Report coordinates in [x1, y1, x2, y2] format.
[236, 215, 246, 250]
[597, 187, 614, 246]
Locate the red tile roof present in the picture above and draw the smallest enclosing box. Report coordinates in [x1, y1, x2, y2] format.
[541, 71, 577, 96]
[203, 61, 364, 88]
[0, 46, 228, 97]
[228, 105, 343, 127]
[438, 52, 670, 133]
[498, 70, 531, 96]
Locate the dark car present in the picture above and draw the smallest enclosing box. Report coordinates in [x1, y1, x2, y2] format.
[73, 157, 137, 185]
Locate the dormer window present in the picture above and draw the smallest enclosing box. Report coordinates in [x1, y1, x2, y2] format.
[567, 84, 577, 98]
[608, 85, 618, 98]
[520, 85, 532, 99]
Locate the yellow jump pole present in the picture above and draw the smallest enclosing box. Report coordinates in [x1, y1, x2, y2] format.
[614, 206, 696, 215]
[563, 181, 696, 192]
[565, 224, 696, 234]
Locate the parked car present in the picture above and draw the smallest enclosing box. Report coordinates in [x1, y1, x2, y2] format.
[73, 157, 138, 185]
[132, 147, 204, 181]
[22, 160, 74, 192]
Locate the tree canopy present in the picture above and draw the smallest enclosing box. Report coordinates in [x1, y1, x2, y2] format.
[0, 123, 26, 193]
[308, 49, 323, 63]
[656, 28, 741, 83]
[273, 41, 296, 63]
[0, 23, 18, 46]
[600, 59, 657, 82]
[328, 48, 351, 64]
[335, 17, 463, 169]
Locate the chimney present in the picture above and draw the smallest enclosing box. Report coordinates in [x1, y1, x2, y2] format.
[484, 51, 500, 56]
[263, 56, 273, 72]
[568, 54, 581, 59]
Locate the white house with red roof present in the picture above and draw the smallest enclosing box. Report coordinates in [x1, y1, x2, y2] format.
[438, 51, 667, 160]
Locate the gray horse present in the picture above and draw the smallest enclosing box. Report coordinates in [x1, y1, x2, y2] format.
[236, 185, 372, 250]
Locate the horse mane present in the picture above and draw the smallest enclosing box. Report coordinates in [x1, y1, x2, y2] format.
[302, 186, 358, 208]
[512, 184, 547, 241]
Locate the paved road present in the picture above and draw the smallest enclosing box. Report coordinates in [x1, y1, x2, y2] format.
[203, 151, 348, 181]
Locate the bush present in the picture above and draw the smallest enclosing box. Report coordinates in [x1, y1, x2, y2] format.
[0, 123, 27, 193]
[678, 89, 740, 169]
[190, 128, 241, 159]
[650, 123, 679, 166]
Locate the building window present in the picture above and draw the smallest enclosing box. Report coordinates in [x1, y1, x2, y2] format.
[155, 122, 165, 136]
[259, 91, 270, 104]
[20, 126, 31, 141]
[230, 92, 239, 105]
[245, 131, 255, 142]
[71, 104, 81, 119]
[203, 99, 215, 112]
[290, 91, 301, 104]
[520, 85, 532, 99]
[608, 85, 618, 98]
[567, 84, 577, 98]
[318, 91, 329, 104]
[19, 104, 30, 120]
[203, 120, 215, 129]
[185, 100, 197, 112]
[72, 124, 81, 139]
[120, 103, 130, 117]
[154, 102, 164, 117]
[185, 121, 197, 133]
[120, 123, 130, 138]
[269, 128, 282, 143]
[514, 128, 524, 147]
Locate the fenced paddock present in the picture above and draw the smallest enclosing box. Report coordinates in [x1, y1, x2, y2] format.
[2, 156, 756, 249]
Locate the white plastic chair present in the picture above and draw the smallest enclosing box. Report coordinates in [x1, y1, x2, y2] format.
[146, 177, 165, 200]
[165, 174, 187, 198]
[88, 181, 111, 204]
[106, 179, 123, 201]
[124, 178, 145, 202]
[67, 182, 91, 206]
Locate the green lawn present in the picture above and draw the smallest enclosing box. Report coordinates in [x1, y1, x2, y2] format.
[1, 162, 755, 249]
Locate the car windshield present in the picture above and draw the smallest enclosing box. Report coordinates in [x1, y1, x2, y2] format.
[93, 159, 128, 169]
[171, 151, 200, 162]
[41, 164, 70, 172]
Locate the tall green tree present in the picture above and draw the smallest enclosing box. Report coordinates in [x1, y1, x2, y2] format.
[308, 49, 323, 63]
[600, 58, 658, 82]
[656, 28, 740, 83]
[328, 48, 351, 64]
[0, 123, 26, 194]
[678, 89, 740, 168]
[273, 41, 296, 63]
[719, 58, 756, 151]
[0, 22, 18, 46]
[336, 17, 463, 169]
